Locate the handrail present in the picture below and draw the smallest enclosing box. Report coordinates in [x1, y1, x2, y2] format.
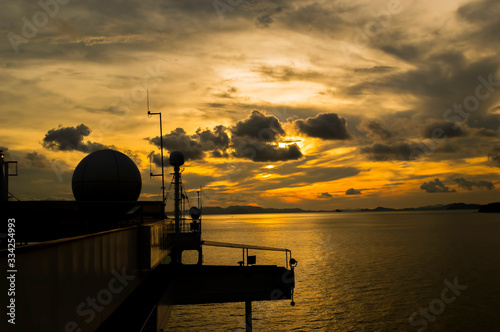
[165, 217, 201, 234]
[201, 240, 292, 269]
[201, 240, 289, 252]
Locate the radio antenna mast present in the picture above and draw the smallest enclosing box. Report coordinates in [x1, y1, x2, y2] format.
[147, 90, 165, 214]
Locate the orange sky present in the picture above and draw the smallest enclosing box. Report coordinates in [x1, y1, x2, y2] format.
[1, 0, 499, 209]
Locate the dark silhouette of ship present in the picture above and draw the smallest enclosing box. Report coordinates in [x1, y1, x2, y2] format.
[1, 144, 296, 331]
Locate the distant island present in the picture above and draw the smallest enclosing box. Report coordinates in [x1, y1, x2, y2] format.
[478, 202, 500, 213]
[194, 202, 500, 215]
[359, 202, 481, 212]
[197, 206, 320, 215]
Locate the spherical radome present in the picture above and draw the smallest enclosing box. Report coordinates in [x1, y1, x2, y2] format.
[72, 149, 142, 201]
[169, 151, 184, 167]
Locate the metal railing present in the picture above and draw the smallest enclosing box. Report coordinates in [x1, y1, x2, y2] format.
[165, 217, 202, 234]
[201, 240, 294, 269]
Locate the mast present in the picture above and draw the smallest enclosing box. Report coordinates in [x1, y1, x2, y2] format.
[169, 151, 184, 234]
[175, 165, 181, 233]
[147, 91, 165, 213]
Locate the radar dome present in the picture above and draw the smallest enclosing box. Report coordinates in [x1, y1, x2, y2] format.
[72, 149, 142, 201]
[169, 151, 184, 166]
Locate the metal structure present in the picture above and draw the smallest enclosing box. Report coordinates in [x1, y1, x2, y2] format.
[147, 91, 165, 212]
[0, 150, 18, 204]
[169, 151, 184, 234]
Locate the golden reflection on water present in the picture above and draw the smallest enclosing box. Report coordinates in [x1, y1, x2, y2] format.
[167, 211, 500, 331]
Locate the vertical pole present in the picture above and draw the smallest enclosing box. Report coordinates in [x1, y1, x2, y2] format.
[174, 165, 180, 234]
[147, 95, 165, 216]
[245, 301, 252, 332]
[199, 186, 202, 233]
[159, 113, 165, 212]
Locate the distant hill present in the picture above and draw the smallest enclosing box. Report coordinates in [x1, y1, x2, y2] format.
[360, 203, 480, 212]
[201, 205, 319, 215]
[478, 202, 500, 213]
[198, 203, 484, 215]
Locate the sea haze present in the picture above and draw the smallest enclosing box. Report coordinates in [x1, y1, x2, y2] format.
[166, 210, 500, 331]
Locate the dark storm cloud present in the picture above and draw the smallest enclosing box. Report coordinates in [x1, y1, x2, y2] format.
[198, 125, 231, 158]
[211, 150, 230, 158]
[359, 120, 394, 141]
[422, 121, 468, 139]
[234, 0, 352, 33]
[232, 141, 303, 162]
[228, 109, 304, 162]
[295, 113, 351, 140]
[360, 140, 458, 162]
[148, 125, 231, 161]
[348, 50, 496, 100]
[488, 146, 500, 167]
[351, 9, 500, 164]
[148, 151, 169, 168]
[345, 188, 361, 195]
[360, 142, 414, 161]
[147, 111, 302, 163]
[43, 124, 89, 150]
[239, 0, 285, 28]
[231, 110, 285, 141]
[3, 0, 169, 59]
[457, 0, 500, 45]
[451, 177, 494, 191]
[279, 1, 351, 33]
[255, 13, 275, 28]
[420, 179, 456, 193]
[149, 128, 204, 161]
[378, 44, 424, 63]
[488, 154, 500, 167]
[25, 152, 50, 169]
[318, 192, 333, 199]
[6, 0, 252, 61]
[42, 124, 110, 152]
[346, 42, 500, 132]
[197, 125, 230, 150]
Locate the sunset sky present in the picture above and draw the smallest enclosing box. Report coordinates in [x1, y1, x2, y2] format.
[1, 0, 499, 210]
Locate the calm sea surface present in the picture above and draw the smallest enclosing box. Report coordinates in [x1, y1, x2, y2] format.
[166, 211, 500, 331]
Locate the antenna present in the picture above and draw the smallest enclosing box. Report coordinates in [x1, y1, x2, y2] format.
[147, 92, 165, 215]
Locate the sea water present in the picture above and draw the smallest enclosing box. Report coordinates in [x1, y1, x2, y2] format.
[166, 210, 500, 331]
